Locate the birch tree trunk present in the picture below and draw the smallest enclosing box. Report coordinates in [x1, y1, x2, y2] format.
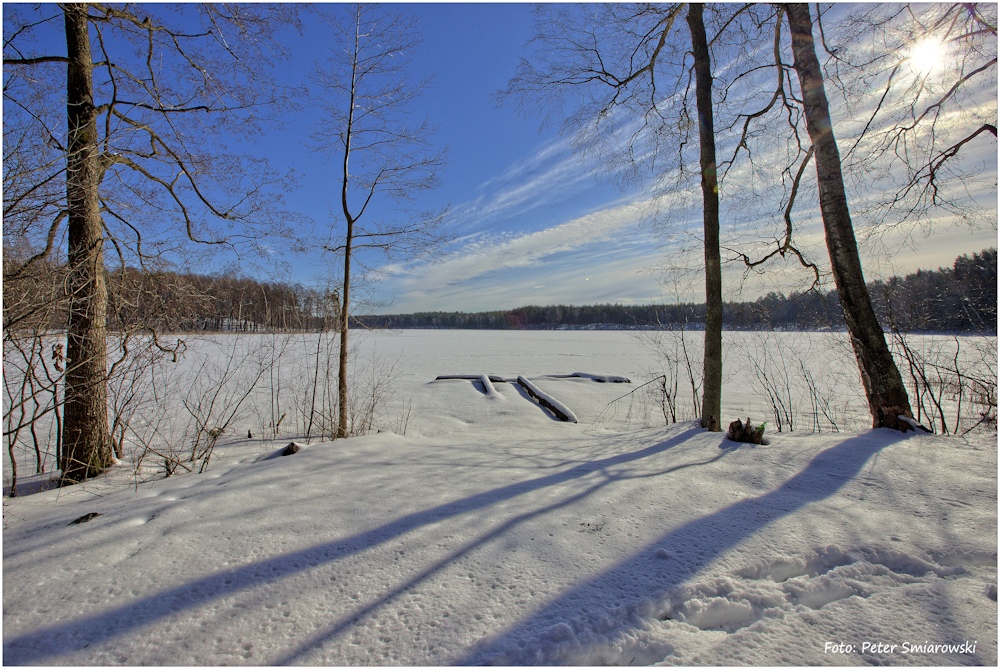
[785, 3, 915, 431]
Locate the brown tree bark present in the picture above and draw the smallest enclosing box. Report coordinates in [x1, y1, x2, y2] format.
[337, 226, 351, 440]
[784, 3, 915, 430]
[688, 3, 723, 432]
[62, 4, 113, 481]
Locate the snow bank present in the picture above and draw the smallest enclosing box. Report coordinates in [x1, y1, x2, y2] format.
[3, 423, 996, 666]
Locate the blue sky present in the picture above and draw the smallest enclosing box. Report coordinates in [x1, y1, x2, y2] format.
[6, 3, 997, 314]
[260, 3, 996, 315]
[264, 3, 673, 313]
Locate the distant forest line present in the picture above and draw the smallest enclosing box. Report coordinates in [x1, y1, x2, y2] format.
[5, 249, 996, 335]
[359, 249, 997, 334]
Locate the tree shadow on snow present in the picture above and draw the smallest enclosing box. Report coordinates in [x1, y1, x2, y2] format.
[269, 426, 742, 664]
[456, 428, 908, 665]
[3, 473, 61, 498]
[3, 425, 706, 664]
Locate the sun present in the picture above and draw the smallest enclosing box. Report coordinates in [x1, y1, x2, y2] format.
[908, 37, 946, 75]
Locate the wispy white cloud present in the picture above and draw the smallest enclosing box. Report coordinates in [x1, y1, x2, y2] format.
[421, 198, 648, 282]
[443, 134, 603, 232]
[379, 196, 668, 312]
[372, 10, 997, 315]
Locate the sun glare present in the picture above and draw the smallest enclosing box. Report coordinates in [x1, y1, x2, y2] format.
[908, 37, 946, 75]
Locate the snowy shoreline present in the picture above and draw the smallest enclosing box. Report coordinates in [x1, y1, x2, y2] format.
[3, 330, 996, 665]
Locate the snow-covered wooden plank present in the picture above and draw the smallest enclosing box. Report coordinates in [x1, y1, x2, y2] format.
[516, 376, 578, 423]
[546, 372, 632, 383]
[479, 374, 504, 399]
[571, 372, 631, 383]
[435, 374, 506, 383]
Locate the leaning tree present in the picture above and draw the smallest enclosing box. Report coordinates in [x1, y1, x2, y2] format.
[782, 3, 916, 429]
[714, 3, 920, 430]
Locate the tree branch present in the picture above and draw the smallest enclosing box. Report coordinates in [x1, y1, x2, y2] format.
[3, 55, 69, 65]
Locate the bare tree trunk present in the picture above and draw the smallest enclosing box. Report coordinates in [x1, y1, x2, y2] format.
[688, 3, 722, 432]
[337, 234, 351, 439]
[62, 5, 113, 482]
[336, 21, 359, 441]
[785, 3, 914, 431]
[319, 5, 445, 441]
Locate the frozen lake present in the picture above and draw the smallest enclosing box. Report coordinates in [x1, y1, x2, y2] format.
[4, 328, 995, 487]
[319, 328, 990, 438]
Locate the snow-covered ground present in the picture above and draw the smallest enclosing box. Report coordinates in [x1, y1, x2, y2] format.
[3, 330, 997, 665]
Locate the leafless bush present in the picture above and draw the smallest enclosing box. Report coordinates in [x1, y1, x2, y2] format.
[106, 333, 185, 459]
[5, 325, 415, 493]
[732, 331, 865, 434]
[633, 327, 703, 423]
[737, 331, 797, 432]
[387, 398, 413, 436]
[288, 333, 409, 441]
[346, 349, 405, 437]
[124, 357, 184, 486]
[649, 374, 676, 425]
[263, 333, 295, 439]
[593, 375, 672, 431]
[179, 338, 273, 473]
[889, 333, 997, 435]
[3, 248, 67, 495]
[3, 334, 62, 495]
[797, 358, 840, 433]
[292, 332, 339, 441]
[963, 337, 998, 433]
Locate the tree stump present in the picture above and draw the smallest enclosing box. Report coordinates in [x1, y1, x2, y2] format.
[726, 417, 766, 445]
